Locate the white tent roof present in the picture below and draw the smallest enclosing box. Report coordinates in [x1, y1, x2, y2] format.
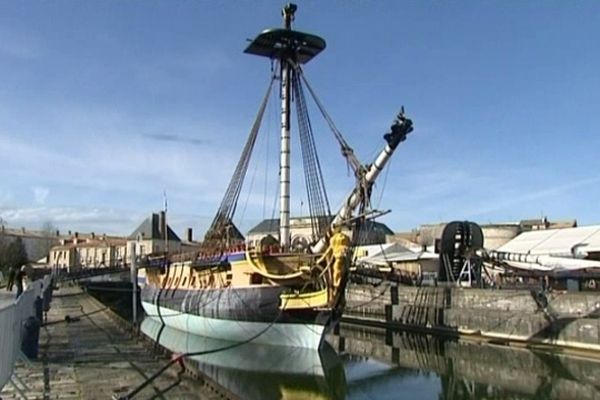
[356, 242, 438, 267]
[354, 243, 402, 259]
[498, 225, 600, 257]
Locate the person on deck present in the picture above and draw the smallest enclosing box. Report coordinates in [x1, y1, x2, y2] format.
[15, 265, 26, 299]
[6, 266, 16, 291]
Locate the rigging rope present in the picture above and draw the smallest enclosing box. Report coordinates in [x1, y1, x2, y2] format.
[376, 156, 392, 210]
[204, 75, 276, 248]
[262, 80, 276, 220]
[297, 69, 363, 176]
[292, 70, 331, 241]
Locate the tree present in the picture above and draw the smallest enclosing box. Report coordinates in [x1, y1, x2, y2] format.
[0, 220, 8, 276]
[0, 234, 7, 276]
[4, 237, 28, 271]
[36, 220, 58, 262]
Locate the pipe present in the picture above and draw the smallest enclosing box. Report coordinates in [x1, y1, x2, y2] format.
[484, 250, 600, 271]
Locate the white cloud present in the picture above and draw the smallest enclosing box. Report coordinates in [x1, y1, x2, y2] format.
[32, 187, 49, 205]
[0, 189, 12, 205]
[0, 206, 142, 235]
[0, 105, 242, 205]
[464, 175, 600, 218]
[0, 205, 230, 240]
[0, 100, 269, 236]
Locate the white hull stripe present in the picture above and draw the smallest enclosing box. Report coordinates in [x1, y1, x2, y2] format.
[141, 301, 325, 349]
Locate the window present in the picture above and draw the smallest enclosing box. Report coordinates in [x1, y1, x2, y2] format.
[190, 276, 196, 287]
[182, 277, 188, 287]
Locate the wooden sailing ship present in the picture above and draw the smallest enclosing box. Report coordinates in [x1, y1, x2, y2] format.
[139, 3, 413, 349]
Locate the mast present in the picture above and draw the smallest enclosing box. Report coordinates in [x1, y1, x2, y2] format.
[244, 3, 326, 249]
[279, 3, 295, 249]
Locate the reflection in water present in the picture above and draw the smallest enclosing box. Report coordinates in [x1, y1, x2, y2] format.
[140, 317, 346, 400]
[140, 316, 600, 400]
[330, 324, 600, 400]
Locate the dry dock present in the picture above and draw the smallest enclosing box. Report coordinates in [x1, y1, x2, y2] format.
[0, 285, 230, 400]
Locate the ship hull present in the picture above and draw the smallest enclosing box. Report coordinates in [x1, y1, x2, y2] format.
[141, 301, 325, 348]
[140, 284, 337, 349]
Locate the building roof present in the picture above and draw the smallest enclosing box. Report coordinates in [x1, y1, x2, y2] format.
[497, 224, 600, 258]
[1, 226, 60, 239]
[203, 218, 245, 243]
[50, 237, 127, 251]
[51, 244, 75, 251]
[128, 213, 181, 241]
[362, 220, 394, 236]
[247, 217, 393, 236]
[247, 219, 281, 235]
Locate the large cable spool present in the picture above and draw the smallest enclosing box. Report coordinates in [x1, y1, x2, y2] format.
[438, 221, 484, 282]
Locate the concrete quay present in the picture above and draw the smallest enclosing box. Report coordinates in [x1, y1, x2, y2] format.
[0, 291, 16, 308]
[0, 286, 229, 400]
[343, 283, 600, 353]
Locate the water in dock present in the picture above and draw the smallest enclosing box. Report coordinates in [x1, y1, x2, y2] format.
[90, 283, 600, 400]
[136, 318, 600, 400]
[7, 282, 599, 399]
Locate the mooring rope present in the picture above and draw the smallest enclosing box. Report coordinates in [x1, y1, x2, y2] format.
[113, 295, 290, 400]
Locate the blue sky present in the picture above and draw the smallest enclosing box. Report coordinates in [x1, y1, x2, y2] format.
[0, 1, 599, 238]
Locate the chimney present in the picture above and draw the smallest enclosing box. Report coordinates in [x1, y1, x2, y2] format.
[56, 230, 60, 237]
[91, 232, 95, 239]
[68, 230, 72, 236]
[151, 214, 159, 236]
[187, 228, 193, 242]
[159, 211, 166, 239]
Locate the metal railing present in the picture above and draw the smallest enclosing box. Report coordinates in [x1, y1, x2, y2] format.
[0, 275, 51, 391]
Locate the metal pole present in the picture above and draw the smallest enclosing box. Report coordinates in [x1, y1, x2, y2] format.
[279, 59, 291, 249]
[279, 4, 295, 250]
[129, 242, 137, 326]
[164, 192, 169, 255]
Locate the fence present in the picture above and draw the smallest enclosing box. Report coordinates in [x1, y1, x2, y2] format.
[0, 275, 52, 391]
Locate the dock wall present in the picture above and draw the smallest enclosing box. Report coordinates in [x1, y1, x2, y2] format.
[343, 283, 600, 351]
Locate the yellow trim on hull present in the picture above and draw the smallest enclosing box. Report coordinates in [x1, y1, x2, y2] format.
[280, 288, 329, 309]
[244, 250, 305, 280]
